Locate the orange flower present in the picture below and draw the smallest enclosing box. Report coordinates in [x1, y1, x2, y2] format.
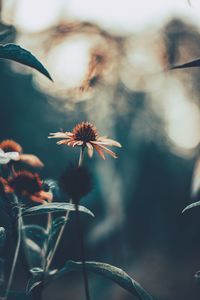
[0, 177, 12, 195]
[48, 121, 121, 160]
[8, 171, 52, 204]
[0, 140, 44, 168]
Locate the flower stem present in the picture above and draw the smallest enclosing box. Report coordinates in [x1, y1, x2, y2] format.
[4, 204, 22, 300]
[45, 200, 72, 271]
[75, 202, 91, 300]
[78, 146, 85, 167]
[46, 147, 86, 271]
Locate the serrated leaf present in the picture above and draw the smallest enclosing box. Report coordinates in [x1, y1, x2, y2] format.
[182, 201, 200, 214]
[0, 43, 52, 80]
[53, 260, 153, 300]
[21, 202, 94, 218]
[170, 58, 200, 70]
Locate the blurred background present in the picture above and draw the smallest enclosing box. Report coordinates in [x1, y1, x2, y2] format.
[1, 0, 200, 299]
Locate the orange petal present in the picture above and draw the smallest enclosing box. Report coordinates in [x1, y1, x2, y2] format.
[20, 154, 44, 168]
[56, 139, 71, 145]
[96, 144, 117, 158]
[95, 138, 122, 147]
[86, 143, 94, 158]
[93, 144, 105, 160]
[30, 194, 46, 204]
[39, 190, 53, 203]
[30, 191, 53, 204]
[48, 132, 72, 139]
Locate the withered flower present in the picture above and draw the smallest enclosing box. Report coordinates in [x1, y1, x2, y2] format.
[8, 171, 52, 204]
[0, 140, 44, 168]
[60, 165, 93, 202]
[48, 122, 121, 160]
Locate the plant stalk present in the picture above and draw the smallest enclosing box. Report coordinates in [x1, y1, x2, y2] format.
[45, 199, 72, 271]
[4, 204, 22, 300]
[46, 147, 85, 270]
[75, 202, 91, 300]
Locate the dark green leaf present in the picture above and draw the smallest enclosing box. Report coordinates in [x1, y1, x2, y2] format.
[182, 201, 200, 214]
[0, 43, 52, 80]
[0, 23, 15, 42]
[8, 292, 32, 300]
[21, 202, 94, 218]
[46, 216, 69, 258]
[26, 279, 42, 295]
[0, 258, 4, 286]
[27, 267, 43, 294]
[0, 227, 6, 249]
[195, 271, 200, 285]
[22, 225, 47, 268]
[23, 225, 47, 247]
[51, 216, 68, 236]
[52, 260, 153, 300]
[170, 58, 200, 70]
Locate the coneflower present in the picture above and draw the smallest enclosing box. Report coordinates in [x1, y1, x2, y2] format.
[0, 140, 44, 168]
[48, 121, 121, 160]
[8, 171, 52, 204]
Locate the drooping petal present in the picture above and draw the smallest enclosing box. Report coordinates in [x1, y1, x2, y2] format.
[92, 144, 105, 160]
[20, 154, 44, 168]
[56, 139, 71, 145]
[95, 137, 122, 147]
[96, 144, 118, 158]
[71, 141, 83, 147]
[86, 143, 94, 158]
[48, 132, 72, 139]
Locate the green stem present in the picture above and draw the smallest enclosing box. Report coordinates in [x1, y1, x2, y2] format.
[44, 212, 52, 272]
[77, 146, 91, 299]
[78, 146, 85, 167]
[75, 203, 91, 300]
[4, 203, 22, 300]
[45, 199, 72, 271]
[45, 147, 85, 271]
